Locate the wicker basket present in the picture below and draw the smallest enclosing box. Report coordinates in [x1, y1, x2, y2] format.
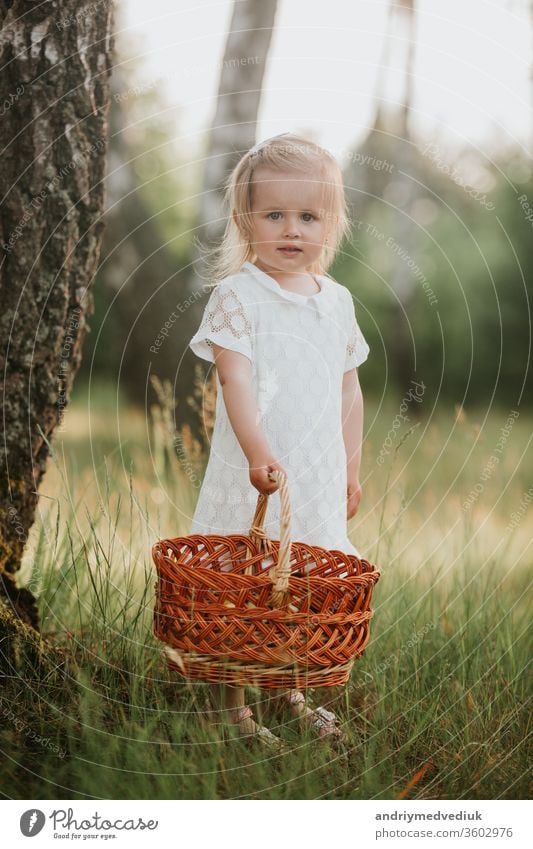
[152, 470, 380, 689]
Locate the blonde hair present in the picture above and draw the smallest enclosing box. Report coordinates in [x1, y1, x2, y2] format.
[202, 133, 352, 285]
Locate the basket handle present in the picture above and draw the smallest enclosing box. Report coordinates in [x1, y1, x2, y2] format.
[247, 469, 292, 606]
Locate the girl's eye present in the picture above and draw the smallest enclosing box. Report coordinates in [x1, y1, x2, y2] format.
[267, 212, 316, 221]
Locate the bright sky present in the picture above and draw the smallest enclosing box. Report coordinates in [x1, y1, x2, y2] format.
[120, 0, 531, 162]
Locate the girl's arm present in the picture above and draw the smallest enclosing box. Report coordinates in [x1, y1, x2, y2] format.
[211, 343, 284, 494]
[342, 367, 364, 519]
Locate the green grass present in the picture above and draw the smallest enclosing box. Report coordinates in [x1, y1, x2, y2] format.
[1, 383, 530, 799]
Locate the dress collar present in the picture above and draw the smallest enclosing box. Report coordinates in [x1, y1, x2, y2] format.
[241, 261, 337, 315]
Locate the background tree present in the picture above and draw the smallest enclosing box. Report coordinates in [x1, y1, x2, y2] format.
[0, 0, 115, 629]
[180, 0, 279, 438]
[82, 49, 191, 409]
[190, 0, 279, 282]
[343, 0, 422, 401]
[83, 1, 279, 427]
[339, 0, 532, 410]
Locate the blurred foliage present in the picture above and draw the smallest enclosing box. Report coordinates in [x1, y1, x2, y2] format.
[336, 147, 532, 409]
[79, 45, 201, 414]
[78, 44, 532, 414]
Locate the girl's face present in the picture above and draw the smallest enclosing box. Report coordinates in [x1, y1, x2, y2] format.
[246, 167, 331, 274]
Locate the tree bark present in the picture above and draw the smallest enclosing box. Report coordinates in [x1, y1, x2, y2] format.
[189, 0, 279, 290]
[0, 1, 114, 629]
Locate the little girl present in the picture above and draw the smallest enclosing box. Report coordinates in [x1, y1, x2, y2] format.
[188, 132, 370, 749]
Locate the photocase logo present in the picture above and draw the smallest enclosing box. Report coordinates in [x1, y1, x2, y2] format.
[20, 809, 46, 836]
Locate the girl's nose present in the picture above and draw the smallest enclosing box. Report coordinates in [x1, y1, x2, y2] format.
[283, 216, 301, 237]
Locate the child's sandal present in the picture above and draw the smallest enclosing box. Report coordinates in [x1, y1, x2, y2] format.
[202, 699, 286, 752]
[268, 689, 347, 745]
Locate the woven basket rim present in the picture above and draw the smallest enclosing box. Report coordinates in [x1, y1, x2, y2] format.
[155, 561, 380, 581]
[153, 533, 371, 558]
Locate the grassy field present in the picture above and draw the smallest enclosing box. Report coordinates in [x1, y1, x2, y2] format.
[1, 381, 530, 799]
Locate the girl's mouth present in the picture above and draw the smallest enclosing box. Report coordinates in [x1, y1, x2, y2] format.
[278, 247, 302, 256]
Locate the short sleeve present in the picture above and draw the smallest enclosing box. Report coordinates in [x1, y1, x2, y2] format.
[189, 282, 254, 364]
[344, 292, 370, 371]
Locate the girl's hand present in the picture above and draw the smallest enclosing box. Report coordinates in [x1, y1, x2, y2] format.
[347, 478, 362, 519]
[249, 455, 287, 496]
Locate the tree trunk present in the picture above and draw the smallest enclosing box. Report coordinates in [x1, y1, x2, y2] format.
[181, 0, 278, 439]
[0, 1, 114, 629]
[189, 0, 279, 290]
[344, 0, 420, 402]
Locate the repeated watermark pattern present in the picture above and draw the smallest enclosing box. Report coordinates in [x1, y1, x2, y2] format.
[57, 308, 82, 432]
[114, 55, 261, 103]
[0, 83, 24, 117]
[173, 431, 202, 489]
[517, 193, 533, 229]
[55, 0, 109, 31]
[2, 140, 106, 254]
[376, 379, 426, 465]
[505, 483, 533, 533]
[150, 285, 212, 354]
[355, 219, 438, 306]
[335, 149, 395, 172]
[372, 620, 437, 676]
[6, 504, 29, 547]
[0, 699, 66, 759]
[421, 142, 496, 211]
[462, 409, 520, 512]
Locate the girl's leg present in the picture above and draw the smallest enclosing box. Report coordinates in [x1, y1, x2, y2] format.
[210, 683, 245, 712]
[208, 684, 267, 735]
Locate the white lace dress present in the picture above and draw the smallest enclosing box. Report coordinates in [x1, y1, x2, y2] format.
[188, 260, 370, 566]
